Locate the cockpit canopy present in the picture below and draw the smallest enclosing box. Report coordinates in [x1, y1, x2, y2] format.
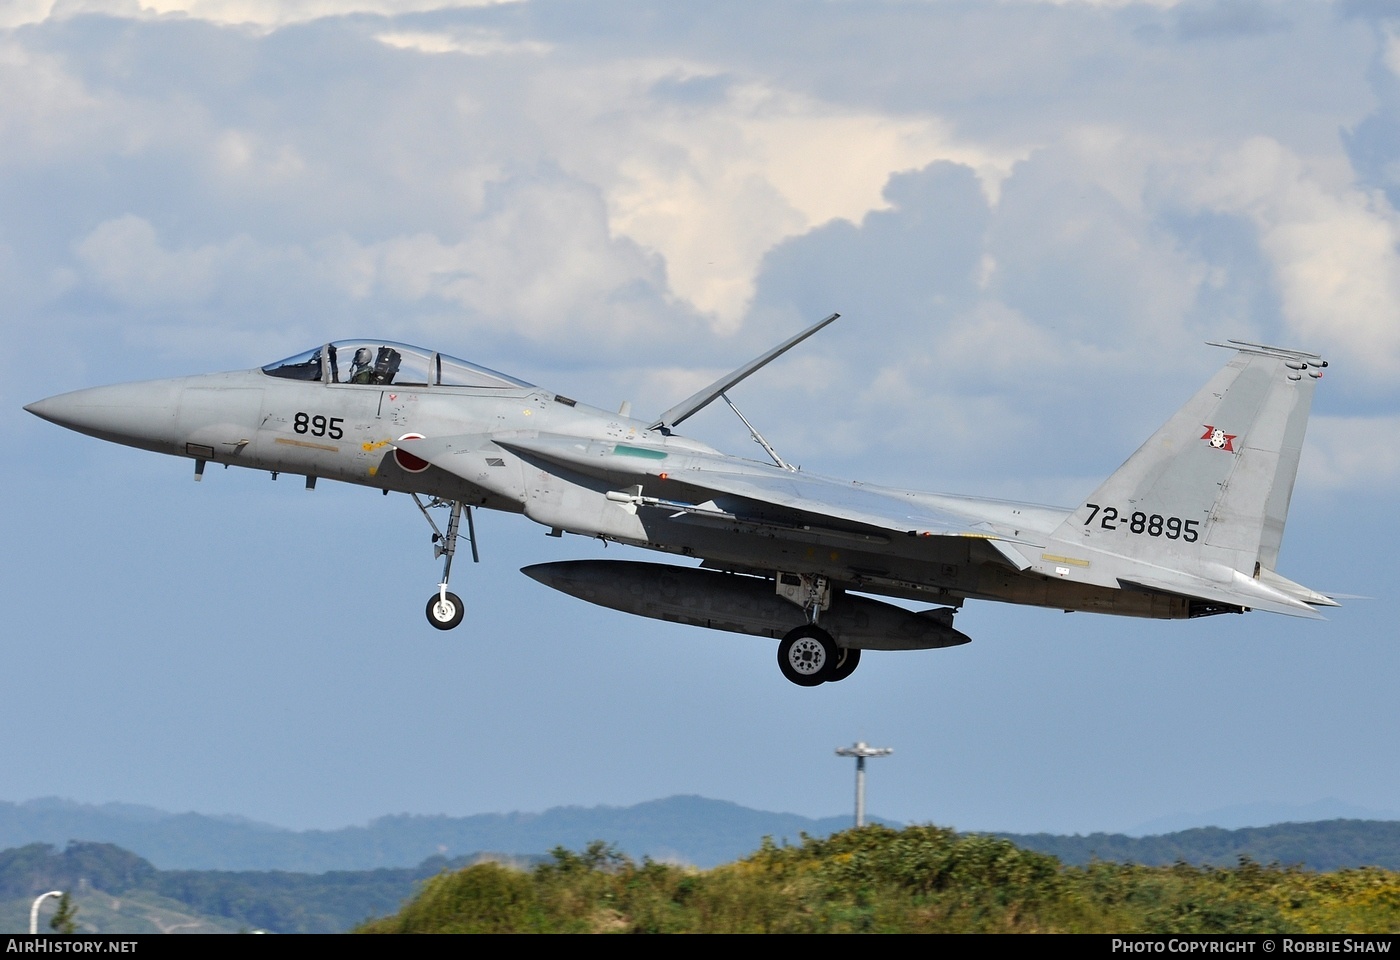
[261, 340, 533, 389]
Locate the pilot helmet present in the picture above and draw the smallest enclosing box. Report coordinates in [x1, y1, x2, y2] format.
[354, 347, 373, 365]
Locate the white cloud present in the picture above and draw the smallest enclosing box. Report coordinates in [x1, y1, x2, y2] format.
[70, 178, 683, 348]
[1301, 414, 1400, 492]
[975, 131, 1218, 369]
[337, 177, 672, 338]
[213, 130, 307, 181]
[0, 0, 57, 30]
[1036, 0, 1181, 5]
[1384, 23, 1400, 79]
[0, 0, 1179, 32]
[1179, 137, 1400, 381]
[2, 0, 518, 30]
[375, 28, 550, 57]
[0, 40, 102, 155]
[597, 78, 1024, 330]
[75, 215, 227, 307]
[2, 18, 1028, 338]
[9, 3, 1399, 417]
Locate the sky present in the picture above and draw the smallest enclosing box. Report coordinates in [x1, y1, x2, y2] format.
[2, 0, 1399, 840]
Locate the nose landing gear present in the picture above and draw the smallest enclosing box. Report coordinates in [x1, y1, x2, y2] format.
[413, 494, 477, 630]
[427, 589, 464, 630]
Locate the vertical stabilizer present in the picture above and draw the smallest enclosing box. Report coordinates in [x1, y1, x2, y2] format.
[1054, 342, 1325, 577]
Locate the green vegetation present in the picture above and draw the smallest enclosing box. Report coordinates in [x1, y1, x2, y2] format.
[358, 827, 1400, 934]
[48, 892, 77, 934]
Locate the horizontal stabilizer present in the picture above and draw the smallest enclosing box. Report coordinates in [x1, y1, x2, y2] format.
[1120, 571, 1327, 620]
[1256, 567, 1341, 607]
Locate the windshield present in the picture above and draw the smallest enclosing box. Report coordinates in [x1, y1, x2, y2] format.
[261, 346, 324, 381]
[262, 341, 534, 388]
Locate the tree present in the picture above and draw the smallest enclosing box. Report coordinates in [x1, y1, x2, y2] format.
[49, 891, 77, 934]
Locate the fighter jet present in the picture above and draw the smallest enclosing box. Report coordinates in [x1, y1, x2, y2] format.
[25, 315, 1337, 686]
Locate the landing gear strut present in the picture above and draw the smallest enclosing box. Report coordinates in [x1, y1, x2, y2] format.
[413, 495, 477, 630]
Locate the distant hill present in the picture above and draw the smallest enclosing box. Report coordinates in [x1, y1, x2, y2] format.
[9, 796, 1400, 878]
[0, 841, 499, 934]
[1128, 799, 1400, 836]
[1001, 820, 1400, 872]
[0, 796, 867, 872]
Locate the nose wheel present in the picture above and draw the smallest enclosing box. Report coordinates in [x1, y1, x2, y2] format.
[412, 494, 478, 631]
[426, 590, 465, 630]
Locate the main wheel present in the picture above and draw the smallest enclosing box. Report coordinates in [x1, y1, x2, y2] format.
[778, 625, 837, 686]
[828, 646, 861, 683]
[426, 591, 465, 630]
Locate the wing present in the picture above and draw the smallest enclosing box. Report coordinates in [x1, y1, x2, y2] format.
[400, 431, 1034, 554]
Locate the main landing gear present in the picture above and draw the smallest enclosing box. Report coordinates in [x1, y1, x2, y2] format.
[777, 625, 861, 686]
[775, 573, 860, 686]
[412, 495, 477, 630]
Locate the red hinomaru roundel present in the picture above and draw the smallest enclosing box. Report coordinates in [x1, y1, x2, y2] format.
[395, 433, 430, 472]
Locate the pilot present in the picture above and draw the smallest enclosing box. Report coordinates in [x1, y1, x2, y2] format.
[348, 347, 375, 384]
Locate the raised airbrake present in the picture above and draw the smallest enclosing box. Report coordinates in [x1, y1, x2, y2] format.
[25, 319, 1337, 685]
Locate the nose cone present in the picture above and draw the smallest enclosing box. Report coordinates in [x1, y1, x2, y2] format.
[25, 381, 182, 452]
[22, 396, 57, 421]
